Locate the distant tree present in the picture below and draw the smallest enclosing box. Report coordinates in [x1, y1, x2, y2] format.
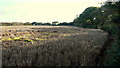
[58, 22, 69, 26]
[11, 22, 24, 26]
[1, 22, 12, 26]
[32, 22, 38, 25]
[69, 22, 74, 26]
[43, 23, 51, 25]
[37, 22, 43, 25]
[24, 22, 32, 25]
[52, 21, 59, 26]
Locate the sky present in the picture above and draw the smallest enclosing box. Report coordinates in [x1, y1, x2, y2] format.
[0, 0, 107, 23]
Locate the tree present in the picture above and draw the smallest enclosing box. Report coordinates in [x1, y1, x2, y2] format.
[58, 22, 70, 26]
[24, 22, 32, 25]
[32, 22, 38, 25]
[52, 21, 59, 26]
[42, 23, 51, 25]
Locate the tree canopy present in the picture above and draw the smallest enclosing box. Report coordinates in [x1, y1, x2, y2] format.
[72, 0, 120, 66]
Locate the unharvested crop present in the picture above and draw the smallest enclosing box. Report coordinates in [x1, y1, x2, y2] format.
[1, 26, 108, 66]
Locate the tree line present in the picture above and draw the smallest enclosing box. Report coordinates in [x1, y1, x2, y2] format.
[1, 21, 73, 26]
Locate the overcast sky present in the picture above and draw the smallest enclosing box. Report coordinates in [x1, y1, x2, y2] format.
[0, 0, 106, 23]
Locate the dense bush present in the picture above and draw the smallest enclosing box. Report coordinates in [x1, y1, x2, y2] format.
[72, 0, 120, 66]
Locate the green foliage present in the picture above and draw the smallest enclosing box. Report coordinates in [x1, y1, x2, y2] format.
[42, 23, 51, 25]
[24, 22, 32, 25]
[72, 0, 120, 66]
[52, 21, 59, 26]
[24, 39, 33, 42]
[1, 38, 13, 41]
[73, 7, 103, 28]
[58, 22, 72, 26]
[31, 22, 39, 25]
[13, 37, 23, 41]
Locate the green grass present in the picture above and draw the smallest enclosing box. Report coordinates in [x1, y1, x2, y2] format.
[24, 39, 33, 42]
[1, 38, 13, 41]
[13, 37, 23, 41]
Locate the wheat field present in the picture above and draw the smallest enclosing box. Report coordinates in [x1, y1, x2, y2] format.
[0, 26, 108, 66]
